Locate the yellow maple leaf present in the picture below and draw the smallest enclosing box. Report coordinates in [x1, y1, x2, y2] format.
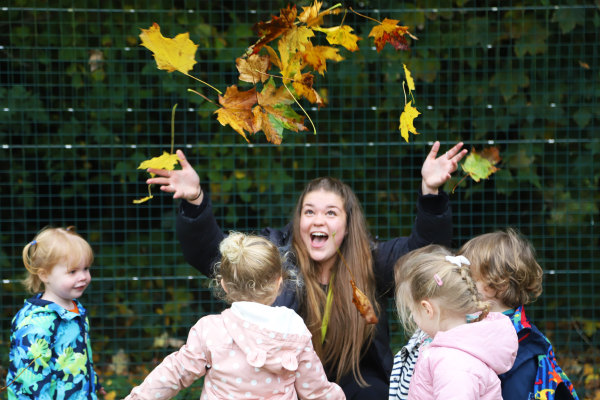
[139, 22, 198, 74]
[137, 151, 180, 175]
[313, 25, 361, 52]
[403, 63, 415, 92]
[278, 26, 314, 75]
[398, 101, 420, 142]
[300, 42, 344, 75]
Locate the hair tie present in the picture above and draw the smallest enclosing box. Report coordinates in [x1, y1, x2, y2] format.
[445, 255, 471, 267]
[434, 273, 443, 286]
[30, 240, 37, 246]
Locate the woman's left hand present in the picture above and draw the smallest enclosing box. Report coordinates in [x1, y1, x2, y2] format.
[421, 141, 468, 195]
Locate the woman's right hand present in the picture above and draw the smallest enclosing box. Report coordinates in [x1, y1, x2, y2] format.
[146, 149, 203, 205]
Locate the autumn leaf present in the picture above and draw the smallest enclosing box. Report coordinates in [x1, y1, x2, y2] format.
[461, 147, 502, 182]
[214, 86, 259, 142]
[292, 71, 324, 105]
[137, 151, 180, 175]
[257, 78, 294, 106]
[398, 101, 420, 142]
[299, 1, 343, 27]
[403, 63, 415, 92]
[139, 23, 198, 74]
[278, 25, 315, 73]
[252, 103, 308, 144]
[369, 18, 414, 52]
[313, 25, 361, 52]
[300, 42, 344, 75]
[249, 4, 297, 55]
[351, 280, 379, 324]
[236, 54, 270, 84]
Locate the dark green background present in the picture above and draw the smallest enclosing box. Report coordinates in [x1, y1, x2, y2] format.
[1, 1, 598, 398]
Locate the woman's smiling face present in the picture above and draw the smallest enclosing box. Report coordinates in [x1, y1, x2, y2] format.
[299, 189, 347, 274]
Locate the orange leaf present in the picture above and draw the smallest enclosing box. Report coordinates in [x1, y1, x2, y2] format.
[398, 101, 420, 142]
[368, 18, 413, 53]
[461, 147, 502, 182]
[313, 25, 361, 52]
[214, 86, 259, 142]
[236, 54, 271, 84]
[139, 23, 198, 74]
[300, 42, 344, 75]
[249, 5, 297, 55]
[350, 280, 378, 324]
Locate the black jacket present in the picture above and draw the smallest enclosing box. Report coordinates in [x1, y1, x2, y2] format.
[176, 191, 453, 398]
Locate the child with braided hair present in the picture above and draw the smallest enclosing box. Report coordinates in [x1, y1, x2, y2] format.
[393, 244, 518, 399]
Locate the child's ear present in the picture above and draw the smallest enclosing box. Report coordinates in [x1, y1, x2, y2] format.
[220, 278, 228, 293]
[420, 300, 435, 318]
[38, 270, 49, 284]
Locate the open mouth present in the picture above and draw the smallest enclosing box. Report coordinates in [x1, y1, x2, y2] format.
[310, 232, 329, 246]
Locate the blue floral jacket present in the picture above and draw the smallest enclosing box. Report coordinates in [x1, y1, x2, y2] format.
[6, 294, 99, 399]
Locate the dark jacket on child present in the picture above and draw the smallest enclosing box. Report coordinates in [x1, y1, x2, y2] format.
[500, 305, 578, 400]
[176, 190, 453, 399]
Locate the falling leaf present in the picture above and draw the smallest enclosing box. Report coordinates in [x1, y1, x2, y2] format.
[257, 78, 294, 106]
[249, 4, 297, 55]
[137, 151, 180, 174]
[461, 147, 502, 182]
[578, 60, 590, 69]
[298, 0, 342, 27]
[139, 23, 198, 74]
[252, 103, 308, 144]
[398, 101, 420, 142]
[403, 64, 415, 92]
[236, 54, 271, 83]
[292, 71, 324, 105]
[369, 18, 414, 52]
[278, 25, 315, 73]
[88, 49, 104, 72]
[300, 42, 344, 75]
[313, 25, 361, 52]
[350, 280, 379, 324]
[214, 86, 259, 142]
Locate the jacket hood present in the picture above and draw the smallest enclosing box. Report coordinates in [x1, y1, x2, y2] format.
[431, 312, 518, 375]
[222, 302, 312, 374]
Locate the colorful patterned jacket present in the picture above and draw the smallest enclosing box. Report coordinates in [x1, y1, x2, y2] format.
[6, 294, 100, 399]
[500, 305, 578, 400]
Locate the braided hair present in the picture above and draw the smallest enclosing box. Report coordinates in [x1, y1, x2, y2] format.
[395, 244, 489, 333]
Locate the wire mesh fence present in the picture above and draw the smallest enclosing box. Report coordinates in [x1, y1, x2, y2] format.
[1, 1, 598, 398]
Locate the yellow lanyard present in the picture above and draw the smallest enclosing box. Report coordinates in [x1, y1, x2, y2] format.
[321, 272, 335, 344]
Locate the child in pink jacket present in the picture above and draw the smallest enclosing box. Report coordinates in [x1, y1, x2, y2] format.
[124, 232, 345, 400]
[394, 245, 518, 399]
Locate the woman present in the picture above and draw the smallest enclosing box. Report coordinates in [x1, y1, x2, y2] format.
[147, 141, 466, 399]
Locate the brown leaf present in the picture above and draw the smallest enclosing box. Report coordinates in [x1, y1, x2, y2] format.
[257, 79, 294, 106]
[350, 280, 378, 324]
[252, 104, 308, 145]
[214, 86, 258, 142]
[236, 54, 271, 83]
[249, 4, 297, 55]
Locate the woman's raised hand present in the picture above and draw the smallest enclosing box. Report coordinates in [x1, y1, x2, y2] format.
[420, 141, 468, 195]
[146, 149, 203, 204]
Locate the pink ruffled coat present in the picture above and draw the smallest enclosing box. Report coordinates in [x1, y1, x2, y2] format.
[407, 312, 518, 400]
[124, 302, 345, 400]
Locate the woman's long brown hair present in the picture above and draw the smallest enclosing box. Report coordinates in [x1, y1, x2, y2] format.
[291, 177, 379, 386]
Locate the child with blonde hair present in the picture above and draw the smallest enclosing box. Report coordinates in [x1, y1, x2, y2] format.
[458, 228, 579, 400]
[394, 244, 518, 399]
[125, 232, 345, 400]
[6, 226, 102, 399]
